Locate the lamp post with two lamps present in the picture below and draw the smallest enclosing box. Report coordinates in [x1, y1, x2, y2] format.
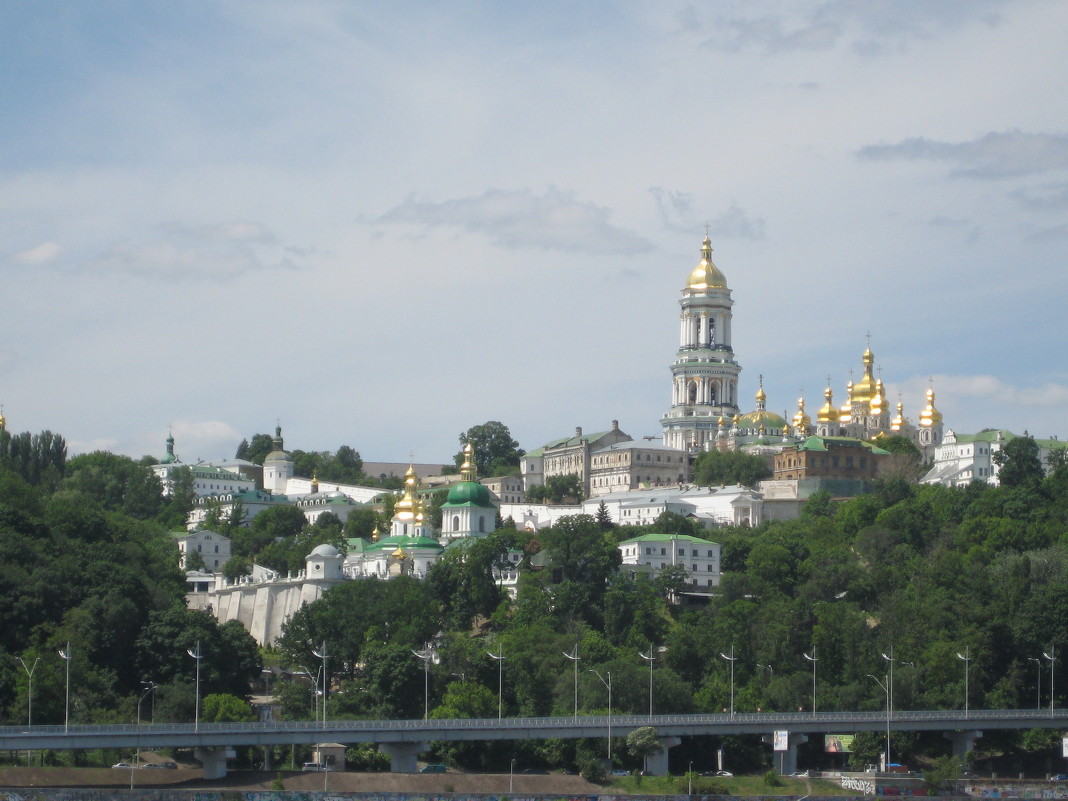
[412, 644, 438, 720]
[867, 673, 891, 772]
[15, 656, 39, 766]
[719, 646, 738, 717]
[639, 644, 667, 717]
[1028, 656, 1042, 710]
[588, 669, 613, 763]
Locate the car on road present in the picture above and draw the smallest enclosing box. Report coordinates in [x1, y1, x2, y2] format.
[1050, 774, 1068, 781]
[611, 769, 629, 776]
[111, 762, 131, 769]
[160, 761, 178, 769]
[715, 770, 734, 777]
[141, 763, 165, 769]
[302, 762, 330, 772]
[791, 770, 810, 778]
[419, 764, 447, 774]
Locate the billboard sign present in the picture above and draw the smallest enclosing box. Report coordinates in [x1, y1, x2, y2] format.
[773, 730, 789, 751]
[825, 734, 856, 752]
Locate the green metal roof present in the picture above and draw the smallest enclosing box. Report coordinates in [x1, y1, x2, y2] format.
[365, 534, 443, 553]
[618, 532, 715, 546]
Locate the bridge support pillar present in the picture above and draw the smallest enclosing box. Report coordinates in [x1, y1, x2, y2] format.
[944, 730, 983, 762]
[379, 741, 426, 773]
[194, 747, 236, 780]
[762, 732, 807, 775]
[645, 736, 680, 776]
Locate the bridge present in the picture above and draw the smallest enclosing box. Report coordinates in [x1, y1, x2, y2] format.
[1, 708, 1063, 778]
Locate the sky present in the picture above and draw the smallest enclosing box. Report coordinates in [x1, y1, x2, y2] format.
[2, 0, 1068, 465]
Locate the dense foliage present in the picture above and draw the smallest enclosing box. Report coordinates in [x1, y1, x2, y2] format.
[1, 425, 1066, 777]
[0, 431, 261, 730]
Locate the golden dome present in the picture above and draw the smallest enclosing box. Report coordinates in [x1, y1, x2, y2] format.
[392, 546, 407, 559]
[717, 415, 727, 428]
[870, 378, 886, 416]
[817, 385, 837, 424]
[919, 387, 943, 427]
[459, 442, 476, 482]
[371, 524, 380, 543]
[0, 407, 5, 431]
[755, 385, 767, 403]
[311, 469, 319, 494]
[793, 396, 811, 431]
[891, 401, 906, 432]
[392, 465, 418, 522]
[686, 235, 728, 290]
[852, 346, 877, 403]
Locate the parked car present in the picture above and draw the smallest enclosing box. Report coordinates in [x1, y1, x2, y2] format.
[791, 770, 810, 778]
[419, 764, 447, 774]
[141, 763, 164, 769]
[111, 762, 131, 769]
[302, 762, 330, 772]
[715, 770, 734, 777]
[611, 769, 629, 776]
[160, 761, 178, 769]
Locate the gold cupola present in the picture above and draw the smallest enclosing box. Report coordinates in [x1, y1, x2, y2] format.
[891, 400, 906, 432]
[392, 465, 418, 524]
[919, 386, 943, 427]
[839, 378, 854, 423]
[686, 235, 728, 291]
[310, 469, 319, 494]
[371, 524, 380, 543]
[793, 396, 811, 432]
[851, 346, 877, 404]
[870, 378, 886, 417]
[459, 442, 477, 482]
[0, 405, 6, 432]
[817, 384, 837, 424]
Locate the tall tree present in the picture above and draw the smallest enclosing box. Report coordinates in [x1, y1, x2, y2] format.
[456, 421, 525, 476]
[993, 435, 1044, 488]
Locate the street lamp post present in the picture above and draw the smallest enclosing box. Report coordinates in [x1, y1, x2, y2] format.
[488, 646, 506, 720]
[867, 674, 891, 771]
[311, 641, 328, 790]
[58, 643, 72, 732]
[802, 648, 818, 716]
[880, 645, 895, 720]
[136, 682, 156, 767]
[956, 647, 971, 719]
[563, 646, 581, 719]
[15, 656, 39, 767]
[719, 646, 738, 717]
[186, 641, 203, 731]
[688, 761, 693, 795]
[412, 644, 436, 720]
[1028, 657, 1042, 710]
[509, 758, 516, 793]
[639, 645, 667, 717]
[589, 669, 613, 763]
[1043, 645, 1056, 717]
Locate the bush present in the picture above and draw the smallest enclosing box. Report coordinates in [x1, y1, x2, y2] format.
[763, 769, 784, 787]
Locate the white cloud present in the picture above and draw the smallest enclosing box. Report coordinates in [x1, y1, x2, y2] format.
[857, 131, 1068, 179]
[931, 374, 1068, 409]
[87, 220, 299, 280]
[11, 241, 64, 265]
[376, 188, 653, 255]
[650, 190, 765, 240]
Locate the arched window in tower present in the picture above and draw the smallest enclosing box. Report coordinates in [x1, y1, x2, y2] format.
[478, 516, 485, 533]
[452, 515, 460, 532]
[688, 382, 698, 405]
[708, 318, 715, 346]
[710, 384, 717, 405]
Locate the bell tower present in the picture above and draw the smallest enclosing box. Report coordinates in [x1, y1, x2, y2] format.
[660, 234, 742, 452]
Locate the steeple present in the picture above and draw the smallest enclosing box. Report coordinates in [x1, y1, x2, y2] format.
[661, 232, 741, 451]
[160, 431, 178, 464]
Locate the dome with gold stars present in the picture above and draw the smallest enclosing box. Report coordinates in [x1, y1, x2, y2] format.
[686, 235, 728, 291]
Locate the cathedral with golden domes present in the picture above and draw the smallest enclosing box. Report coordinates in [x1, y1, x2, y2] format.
[661, 235, 944, 460]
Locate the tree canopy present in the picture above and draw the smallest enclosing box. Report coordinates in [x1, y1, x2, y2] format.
[456, 421, 525, 476]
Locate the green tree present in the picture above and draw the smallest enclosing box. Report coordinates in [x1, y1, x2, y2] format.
[527, 474, 583, 504]
[626, 725, 664, 770]
[693, 450, 771, 487]
[456, 421, 525, 475]
[202, 693, 257, 722]
[993, 435, 1044, 488]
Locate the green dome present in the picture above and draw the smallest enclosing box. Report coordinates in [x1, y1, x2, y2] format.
[444, 480, 493, 508]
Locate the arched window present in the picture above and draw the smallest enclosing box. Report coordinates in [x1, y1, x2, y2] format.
[452, 515, 460, 531]
[478, 516, 485, 533]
